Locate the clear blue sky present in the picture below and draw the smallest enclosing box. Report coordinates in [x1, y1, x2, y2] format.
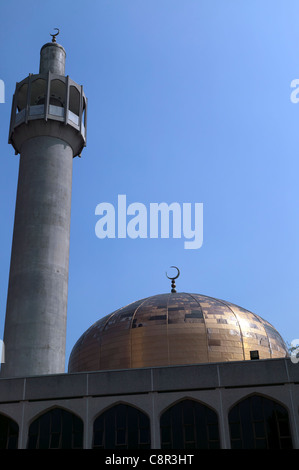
[0, 0, 299, 369]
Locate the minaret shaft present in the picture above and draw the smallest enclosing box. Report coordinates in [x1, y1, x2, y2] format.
[1, 36, 87, 378]
[2, 136, 73, 377]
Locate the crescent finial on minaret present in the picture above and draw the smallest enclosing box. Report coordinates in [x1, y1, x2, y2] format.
[50, 28, 60, 43]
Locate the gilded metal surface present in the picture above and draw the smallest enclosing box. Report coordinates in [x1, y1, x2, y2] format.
[68, 293, 289, 373]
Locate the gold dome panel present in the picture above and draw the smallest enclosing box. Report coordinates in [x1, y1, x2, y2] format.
[68, 293, 288, 373]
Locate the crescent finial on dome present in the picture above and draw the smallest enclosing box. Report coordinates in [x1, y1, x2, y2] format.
[166, 266, 180, 293]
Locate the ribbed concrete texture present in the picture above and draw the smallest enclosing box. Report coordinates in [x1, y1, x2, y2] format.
[1, 136, 73, 377]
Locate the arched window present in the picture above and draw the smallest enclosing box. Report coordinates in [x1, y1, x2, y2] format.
[0, 413, 18, 449]
[27, 407, 83, 449]
[16, 82, 28, 112]
[160, 399, 220, 449]
[49, 79, 66, 107]
[69, 86, 80, 116]
[229, 395, 293, 449]
[30, 78, 47, 106]
[93, 404, 151, 449]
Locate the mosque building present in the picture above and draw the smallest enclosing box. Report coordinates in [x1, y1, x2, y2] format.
[0, 34, 298, 450]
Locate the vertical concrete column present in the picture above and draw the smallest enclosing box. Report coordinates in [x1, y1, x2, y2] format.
[217, 388, 231, 448]
[1, 136, 73, 377]
[150, 392, 161, 448]
[2, 37, 86, 378]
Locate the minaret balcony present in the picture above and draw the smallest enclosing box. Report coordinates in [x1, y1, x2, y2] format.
[9, 72, 87, 157]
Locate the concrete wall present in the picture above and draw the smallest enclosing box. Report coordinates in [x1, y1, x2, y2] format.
[0, 358, 298, 449]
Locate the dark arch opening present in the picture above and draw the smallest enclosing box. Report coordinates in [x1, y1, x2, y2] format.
[0, 413, 18, 449]
[160, 398, 220, 449]
[30, 78, 47, 106]
[229, 394, 293, 449]
[93, 403, 151, 449]
[27, 407, 83, 449]
[49, 79, 66, 107]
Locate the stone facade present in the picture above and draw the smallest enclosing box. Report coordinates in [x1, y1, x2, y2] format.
[0, 357, 298, 449]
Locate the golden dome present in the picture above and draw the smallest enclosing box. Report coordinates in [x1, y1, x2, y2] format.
[68, 293, 288, 373]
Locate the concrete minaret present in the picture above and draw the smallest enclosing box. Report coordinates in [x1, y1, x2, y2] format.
[1, 32, 87, 378]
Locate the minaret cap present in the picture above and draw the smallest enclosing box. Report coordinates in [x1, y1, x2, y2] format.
[39, 29, 66, 75]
